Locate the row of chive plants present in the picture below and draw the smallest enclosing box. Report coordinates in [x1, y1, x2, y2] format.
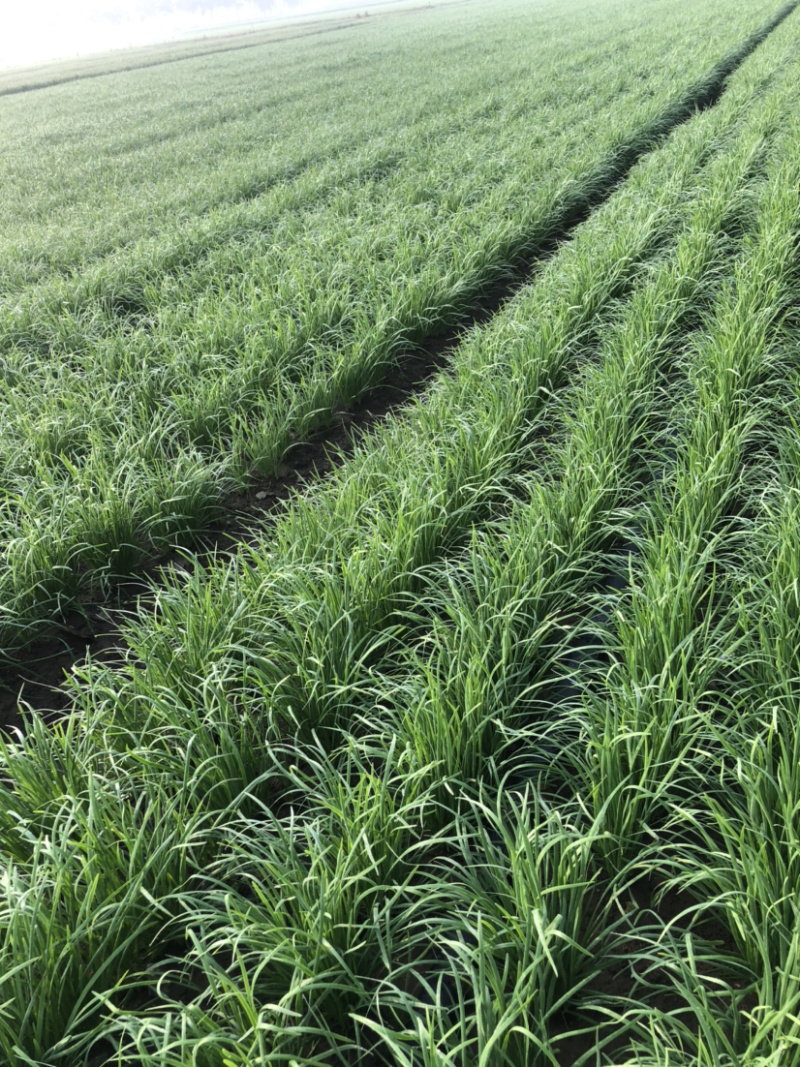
[2, 27, 800, 1064]
[74, 131, 800, 1063]
[552, 121, 800, 1063]
[0, 0, 793, 655]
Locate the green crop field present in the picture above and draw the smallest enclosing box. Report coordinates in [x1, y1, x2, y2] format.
[4, 0, 800, 1061]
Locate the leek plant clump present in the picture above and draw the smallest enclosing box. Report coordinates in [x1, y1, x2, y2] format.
[4, 0, 800, 1064]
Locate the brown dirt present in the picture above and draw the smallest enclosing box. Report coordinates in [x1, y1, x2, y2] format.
[551, 874, 751, 1065]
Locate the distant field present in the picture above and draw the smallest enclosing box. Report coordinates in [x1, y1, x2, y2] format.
[0, 0, 431, 96]
[3, 0, 800, 1062]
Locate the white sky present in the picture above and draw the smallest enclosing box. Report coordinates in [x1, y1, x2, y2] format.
[0, 0, 345, 69]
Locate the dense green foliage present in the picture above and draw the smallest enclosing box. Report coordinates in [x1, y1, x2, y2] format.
[4, 0, 800, 1063]
[0, 0, 788, 649]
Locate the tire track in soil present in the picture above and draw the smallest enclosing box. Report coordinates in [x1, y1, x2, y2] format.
[1, 0, 797, 732]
